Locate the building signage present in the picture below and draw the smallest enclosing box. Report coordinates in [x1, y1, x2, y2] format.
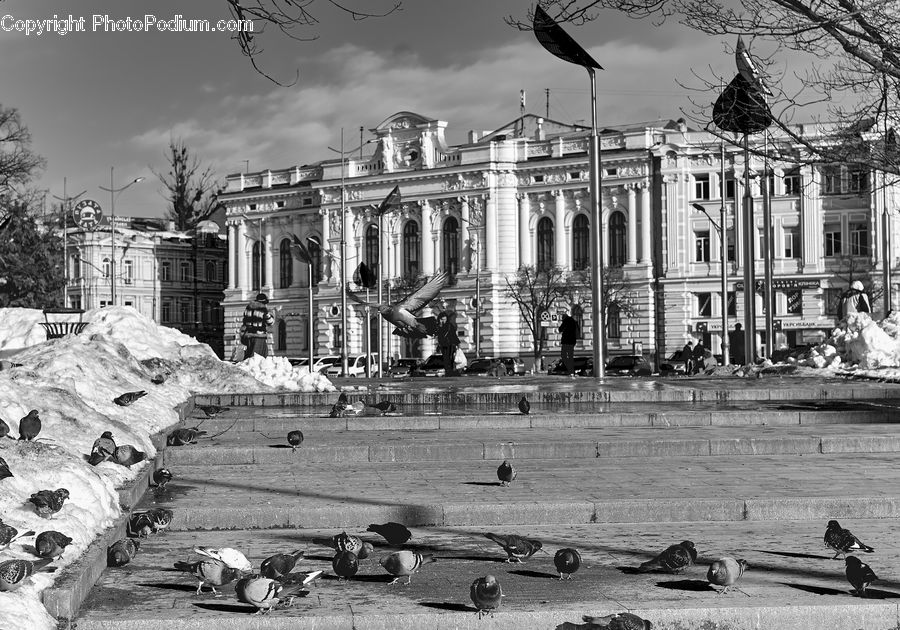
[735, 279, 821, 291]
[72, 199, 103, 230]
[697, 318, 835, 332]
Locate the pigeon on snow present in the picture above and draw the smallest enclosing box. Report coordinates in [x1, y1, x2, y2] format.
[88, 431, 117, 465]
[18, 410, 41, 441]
[35, 530, 73, 559]
[28, 488, 69, 519]
[114, 390, 147, 406]
[0, 558, 54, 592]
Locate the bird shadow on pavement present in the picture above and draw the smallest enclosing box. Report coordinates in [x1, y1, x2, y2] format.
[335, 574, 396, 583]
[137, 582, 201, 593]
[778, 582, 844, 596]
[755, 549, 833, 561]
[463, 481, 504, 486]
[267, 444, 293, 449]
[508, 569, 559, 580]
[192, 602, 256, 614]
[303, 554, 334, 562]
[439, 554, 508, 563]
[655, 579, 715, 592]
[419, 602, 476, 612]
[852, 588, 900, 600]
[617, 566, 646, 575]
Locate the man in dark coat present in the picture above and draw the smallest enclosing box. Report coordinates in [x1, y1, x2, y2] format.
[436, 311, 460, 376]
[558, 313, 578, 375]
[241, 293, 275, 359]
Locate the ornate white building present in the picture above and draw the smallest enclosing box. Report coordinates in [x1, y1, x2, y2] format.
[219, 111, 898, 368]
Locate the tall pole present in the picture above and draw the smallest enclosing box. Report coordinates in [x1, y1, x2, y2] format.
[742, 134, 756, 364]
[339, 128, 349, 377]
[306, 235, 320, 373]
[109, 167, 116, 305]
[883, 71, 892, 316]
[377, 213, 385, 377]
[475, 232, 481, 358]
[588, 68, 606, 377]
[762, 127, 774, 358]
[53, 179, 87, 308]
[720, 140, 730, 365]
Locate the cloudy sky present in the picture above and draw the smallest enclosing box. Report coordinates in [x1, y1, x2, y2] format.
[2, 0, 784, 219]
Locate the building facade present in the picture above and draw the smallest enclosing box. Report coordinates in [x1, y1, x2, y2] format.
[219, 111, 899, 368]
[64, 217, 228, 356]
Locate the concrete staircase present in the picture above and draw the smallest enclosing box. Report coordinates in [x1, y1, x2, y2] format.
[69, 378, 900, 630]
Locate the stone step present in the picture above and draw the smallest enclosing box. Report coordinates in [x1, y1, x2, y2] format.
[75, 520, 900, 630]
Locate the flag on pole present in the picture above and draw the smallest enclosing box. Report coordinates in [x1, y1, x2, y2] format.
[376, 185, 401, 216]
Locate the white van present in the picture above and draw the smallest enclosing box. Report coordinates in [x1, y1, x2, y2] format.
[324, 353, 379, 378]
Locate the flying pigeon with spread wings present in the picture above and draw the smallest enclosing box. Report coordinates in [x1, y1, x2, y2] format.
[348, 272, 449, 338]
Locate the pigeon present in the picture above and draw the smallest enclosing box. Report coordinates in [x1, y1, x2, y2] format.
[0, 455, 12, 481]
[235, 571, 322, 614]
[113, 444, 146, 467]
[707, 557, 749, 595]
[18, 409, 41, 441]
[846, 555, 878, 597]
[127, 512, 156, 538]
[331, 531, 364, 555]
[193, 546, 253, 572]
[35, 531, 74, 559]
[88, 431, 117, 465]
[379, 550, 434, 585]
[0, 558, 54, 592]
[358, 541, 375, 560]
[153, 468, 173, 489]
[484, 533, 543, 563]
[150, 373, 167, 385]
[518, 395, 530, 414]
[174, 558, 242, 595]
[554, 548, 582, 580]
[143, 507, 174, 533]
[330, 400, 365, 418]
[114, 390, 147, 406]
[582, 612, 653, 629]
[0, 523, 34, 549]
[824, 520, 874, 559]
[348, 271, 449, 338]
[367, 400, 397, 415]
[198, 405, 229, 418]
[28, 488, 69, 519]
[638, 540, 697, 573]
[167, 427, 206, 446]
[367, 522, 412, 546]
[260, 550, 305, 580]
[470, 574, 503, 619]
[332, 550, 359, 579]
[0, 417, 10, 439]
[497, 460, 517, 486]
[287, 430, 304, 451]
[107, 538, 140, 567]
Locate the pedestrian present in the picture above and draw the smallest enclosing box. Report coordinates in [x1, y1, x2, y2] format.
[841, 280, 871, 318]
[558, 312, 578, 376]
[729, 323, 745, 365]
[681, 339, 694, 375]
[691, 341, 707, 375]
[241, 292, 275, 359]
[436, 311, 460, 376]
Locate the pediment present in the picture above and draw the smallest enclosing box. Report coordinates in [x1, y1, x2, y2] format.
[372, 112, 438, 134]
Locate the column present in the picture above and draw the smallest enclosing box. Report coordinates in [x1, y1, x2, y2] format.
[518, 193, 531, 266]
[554, 190, 566, 267]
[421, 200, 435, 275]
[237, 220, 248, 291]
[227, 223, 236, 289]
[640, 180, 652, 264]
[264, 221, 274, 292]
[460, 197, 471, 273]
[626, 185, 637, 264]
[319, 208, 331, 283]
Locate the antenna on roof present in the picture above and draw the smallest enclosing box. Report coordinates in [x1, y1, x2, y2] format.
[519, 89, 526, 137]
[545, 88, 550, 119]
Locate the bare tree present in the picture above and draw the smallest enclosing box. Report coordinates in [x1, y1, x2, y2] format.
[154, 140, 222, 231]
[0, 105, 44, 197]
[508, 1, 900, 179]
[504, 264, 576, 365]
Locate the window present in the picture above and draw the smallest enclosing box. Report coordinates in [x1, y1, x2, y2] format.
[786, 289, 803, 315]
[568, 171, 582, 180]
[161, 261, 171, 282]
[694, 174, 710, 200]
[695, 231, 711, 262]
[822, 166, 840, 194]
[252, 241, 263, 290]
[442, 217, 459, 276]
[607, 303, 621, 338]
[727, 291, 737, 317]
[365, 225, 379, 270]
[180, 261, 191, 282]
[279, 238, 293, 288]
[824, 224, 842, 257]
[69, 295, 81, 310]
[572, 214, 590, 271]
[533, 174, 545, 183]
[609, 211, 626, 267]
[179, 301, 190, 323]
[277, 319, 287, 351]
[849, 169, 869, 193]
[537, 217, 554, 271]
[123, 260, 133, 284]
[333, 324, 342, 349]
[402, 221, 420, 278]
[308, 237, 322, 286]
[161, 300, 172, 322]
[71, 254, 81, 279]
[726, 229, 736, 262]
[723, 178, 736, 199]
[824, 288, 842, 316]
[784, 169, 800, 196]
[102, 257, 110, 278]
[850, 223, 869, 255]
[205, 260, 216, 283]
[783, 228, 800, 259]
[697, 292, 712, 317]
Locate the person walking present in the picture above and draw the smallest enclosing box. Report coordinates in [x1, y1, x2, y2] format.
[436, 311, 460, 376]
[729, 323, 745, 365]
[691, 340, 707, 375]
[241, 292, 275, 359]
[681, 339, 695, 375]
[559, 313, 578, 375]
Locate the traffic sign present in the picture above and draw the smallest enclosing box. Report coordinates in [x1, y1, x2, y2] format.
[73, 199, 103, 230]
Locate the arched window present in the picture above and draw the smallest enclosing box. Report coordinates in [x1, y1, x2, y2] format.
[402, 221, 420, 278]
[365, 224, 379, 271]
[102, 257, 110, 278]
[572, 214, 589, 271]
[609, 211, 627, 267]
[252, 241, 262, 291]
[276, 319, 287, 351]
[279, 238, 293, 288]
[537, 217, 554, 270]
[205, 260, 216, 283]
[442, 217, 459, 276]
[607, 302, 621, 338]
[307, 237, 322, 286]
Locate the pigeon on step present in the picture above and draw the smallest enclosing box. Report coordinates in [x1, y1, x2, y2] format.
[582, 612, 653, 629]
[379, 550, 434, 585]
[193, 546, 253, 572]
[825, 520, 874, 559]
[470, 574, 503, 618]
[260, 550, 305, 580]
[554, 548, 582, 580]
[107, 538, 140, 567]
[484, 533, 543, 563]
[497, 460, 516, 486]
[367, 522, 412, 546]
[174, 558, 241, 595]
[637, 540, 697, 573]
[707, 557, 749, 594]
[846, 555, 878, 597]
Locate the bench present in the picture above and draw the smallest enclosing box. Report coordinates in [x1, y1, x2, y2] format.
[39, 308, 88, 339]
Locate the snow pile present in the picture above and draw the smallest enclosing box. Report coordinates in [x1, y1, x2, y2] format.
[786, 312, 900, 372]
[0, 306, 333, 629]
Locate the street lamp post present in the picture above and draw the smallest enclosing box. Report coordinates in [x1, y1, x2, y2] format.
[306, 235, 321, 374]
[328, 130, 351, 377]
[533, 5, 605, 376]
[99, 167, 143, 306]
[692, 202, 728, 362]
[52, 178, 87, 308]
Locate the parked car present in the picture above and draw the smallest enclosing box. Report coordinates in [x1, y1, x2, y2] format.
[389, 357, 422, 378]
[287, 357, 310, 368]
[410, 354, 445, 377]
[307, 355, 341, 373]
[605, 355, 653, 376]
[659, 351, 687, 376]
[497, 356, 527, 376]
[464, 357, 494, 376]
[547, 356, 594, 376]
[325, 353, 379, 378]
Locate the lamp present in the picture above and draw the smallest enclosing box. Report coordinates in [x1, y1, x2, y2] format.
[692, 202, 729, 362]
[99, 167, 143, 306]
[52, 179, 87, 307]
